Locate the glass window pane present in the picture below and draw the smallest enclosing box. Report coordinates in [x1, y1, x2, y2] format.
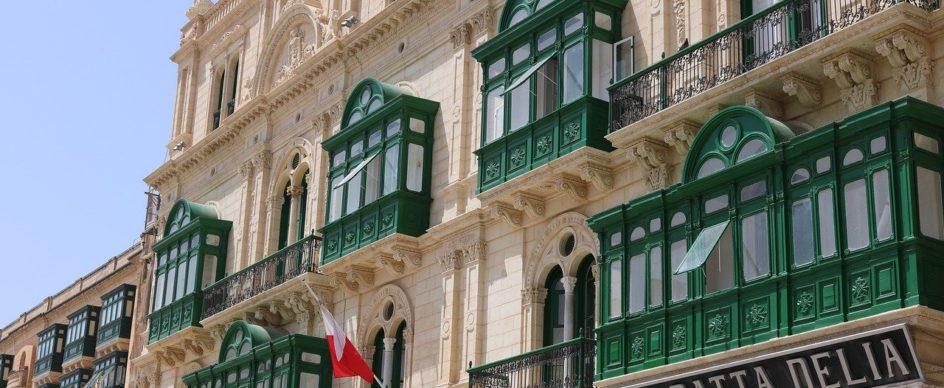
[164, 266, 176, 303]
[512, 43, 530, 66]
[154, 274, 165, 309]
[383, 146, 399, 195]
[915, 132, 940, 154]
[736, 139, 768, 162]
[406, 144, 424, 192]
[186, 257, 198, 294]
[843, 149, 863, 166]
[818, 189, 836, 257]
[844, 179, 869, 250]
[345, 171, 363, 215]
[368, 129, 382, 148]
[332, 151, 346, 168]
[508, 8, 528, 28]
[488, 58, 506, 79]
[595, 11, 612, 29]
[742, 211, 770, 281]
[676, 221, 729, 274]
[350, 140, 363, 158]
[628, 254, 645, 314]
[705, 194, 728, 214]
[409, 118, 425, 134]
[870, 136, 886, 154]
[365, 156, 381, 204]
[203, 255, 217, 288]
[791, 168, 810, 185]
[705, 224, 735, 293]
[592, 40, 613, 101]
[649, 218, 662, 233]
[720, 125, 738, 148]
[740, 181, 766, 202]
[697, 157, 725, 178]
[564, 13, 584, 36]
[816, 156, 831, 173]
[537, 28, 557, 51]
[508, 82, 529, 131]
[630, 226, 645, 241]
[872, 169, 892, 241]
[485, 87, 504, 142]
[610, 232, 622, 247]
[609, 260, 621, 318]
[649, 246, 662, 307]
[614, 37, 634, 81]
[536, 59, 558, 120]
[386, 119, 401, 138]
[329, 176, 343, 222]
[915, 167, 944, 239]
[176, 260, 187, 298]
[670, 212, 686, 227]
[792, 198, 815, 266]
[562, 42, 584, 104]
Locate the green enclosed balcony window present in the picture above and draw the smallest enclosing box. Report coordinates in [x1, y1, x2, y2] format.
[473, 0, 627, 192]
[320, 78, 439, 265]
[59, 369, 91, 388]
[84, 352, 126, 388]
[97, 285, 136, 346]
[149, 200, 231, 344]
[63, 306, 99, 363]
[183, 320, 333, 388]
[34, 324, 66, 377]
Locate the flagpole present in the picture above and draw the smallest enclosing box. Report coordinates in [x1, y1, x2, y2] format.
[304, 280, 387, 388]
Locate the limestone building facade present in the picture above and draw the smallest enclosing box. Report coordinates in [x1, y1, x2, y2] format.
[125, 0, 944, 387]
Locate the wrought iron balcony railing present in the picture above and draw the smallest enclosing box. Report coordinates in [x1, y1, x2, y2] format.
[202, 235, 321, 319]
[609, 0, 939, 129]
[468, 338, 595, 388]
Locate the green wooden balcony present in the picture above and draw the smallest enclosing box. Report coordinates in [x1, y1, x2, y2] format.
[147, 293, 202, 344]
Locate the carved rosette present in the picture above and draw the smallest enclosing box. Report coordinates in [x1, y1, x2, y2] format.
[781, 72, 822, 107]
[628, 139, 670, 191]
[823, 52, 876, 113]
[875, 29, 932, 92]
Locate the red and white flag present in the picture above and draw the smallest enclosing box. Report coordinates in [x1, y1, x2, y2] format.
[320, 304, 375, 384]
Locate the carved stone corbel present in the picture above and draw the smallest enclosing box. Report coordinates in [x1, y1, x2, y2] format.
[333, 266, 374, 291]
[875, 28, 932, 92]
[554, 174, 588, 200]
[781, 72, 823, 107]
[157, 347, 186, 367]
[252, 306, 285, 325]
[664, 120, 698, 155]
[392, 245, 422, 267]
[823, 52, 876, 112]
[183, 333, 215, 356]
[744, 90, 783, 118]
[579, 162, 614, 191]
[376, 253, 405, 274]
[491, 202, 523, 227]
[512, 192, 546, 218]
[627, 139, 670, 191]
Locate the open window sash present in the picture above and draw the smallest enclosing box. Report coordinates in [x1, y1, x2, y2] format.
[83, 365, 113, 388]
[503, 55, 554, 94]
[333, 150, 381, 189]
[673, 220, 730, 274]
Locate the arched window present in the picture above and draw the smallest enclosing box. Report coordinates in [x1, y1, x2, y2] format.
[370, 324, 407, 388]
[543, 267, 566, 346]
[320, 78, 439, 264]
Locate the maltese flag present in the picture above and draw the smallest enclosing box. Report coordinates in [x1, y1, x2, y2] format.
[320, 304, 375, 384]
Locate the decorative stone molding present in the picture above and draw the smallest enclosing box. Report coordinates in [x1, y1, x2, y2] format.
[628, 139, 670, 191]
[874, 28, 932, 92]
[555, 174, 588, 200]
[392, 245, 422, 267]
[186, 0, 214, 20]
[781, 72, 823, 107]
[156, 347, 186, 367]
[521, 288, 548, 305]
[276, 27, 319, 86]
[512, 192, 546, 218]
[451, 7, 495, 48]
[664, 120, 698, 155]
[333, 265, 375, 292]
[438, 231, 487, 272]
[561, 276, 578, 293]
[744, 90, 783, 119]
[673, 0, 687, 46]
[579, 162, 614, 191]
[238, 160, 254, 177]
[823, 52, 877, 113]
[490, 202, 523, 227]
[377, 253, 406, 274]
[182, 333, 215, 356]
[253, 150, 273, 170]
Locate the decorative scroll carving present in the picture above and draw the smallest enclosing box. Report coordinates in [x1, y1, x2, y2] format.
[673, 0, 687, 45]
[451, 8, 495, 48]
[664, 120, 698, 155]
[521, 288, 548, 305]
[438, 232, 486, 273]
[781, 72, 822, 107]
[823, 52, 876, 113]
[253, 151, 272, 170]
[333, 265, 374, 292]
[491, 202, 523, 227]
[377, 254, 406, 274]
[512, 192, 546, 218]
[393, 245, 422, 267]
[875, 29, 932, 92]
[555, 174, 588, 200]
[156, 347, 186, 367]
[744, 90, 783, 118]
[182, 333, 215, 356]
[628, 139, 669, 191]
[579, 162, 614, 191]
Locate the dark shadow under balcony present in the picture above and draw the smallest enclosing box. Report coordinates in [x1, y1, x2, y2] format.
[202, 235, 321, 320]
[468, 338, 595, 388]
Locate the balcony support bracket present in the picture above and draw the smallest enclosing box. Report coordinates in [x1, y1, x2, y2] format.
[628, 139, 670, 191]
[875, 28, 932, 92]
[781, 73, 823, 108]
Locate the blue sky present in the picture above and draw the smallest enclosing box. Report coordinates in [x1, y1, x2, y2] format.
[0, 2, 192, 326]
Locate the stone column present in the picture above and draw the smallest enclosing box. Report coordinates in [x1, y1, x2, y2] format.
[286, 185, 303, 245]
[562, 277, 578, 340]
[382, 337, 397, 388]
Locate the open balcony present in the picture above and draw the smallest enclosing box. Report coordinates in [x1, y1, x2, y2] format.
[468, 338, 596, 388]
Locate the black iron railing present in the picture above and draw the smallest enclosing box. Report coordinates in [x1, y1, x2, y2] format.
[468, 338, 595, 388]
[609, 0, 938, 129]
[202, 235, 320, 319]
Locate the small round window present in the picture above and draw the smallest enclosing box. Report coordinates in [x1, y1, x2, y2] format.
[383, 301, 394, 321]
[560, 233, 576, 257]
[720, 124, 738, 149]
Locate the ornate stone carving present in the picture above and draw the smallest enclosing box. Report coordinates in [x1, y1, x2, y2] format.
[276, 27, 318, 85]
[377, 254, 406, 274]
[673, 0, 687, 45]
[392, 245, 423, 267]
[491, 202, 523, 227]
[333, 265, 374, 292]
[521, 288, 548, 305]
[512, 192, 546, 218]
[253, 151, 272, 170]
[875, 29, 932, 92]
[186, 0, 214, 20]
[628, 139, 669, 191]
[156, 347, 186, 367]
[664, 120, 697, 155]
[579, 162, 614, 191]
[781, 72, 822, 107]
[438, 232, 486, 273]
[286, 185, 304, 198]
[239, 160, 254, 177]
[182, 333, 215, 356]
[555, 174, 588, 200]
[823, 52, 876, 113]
[744, 90, 783, 118]
[450, 8, 493, 49]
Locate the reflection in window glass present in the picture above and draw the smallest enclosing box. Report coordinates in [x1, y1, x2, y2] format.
[742, 212, 770, 280]
[872, 169, 892, 241]
[592, 40, 613, 101]
[537, 29, 557, 51]
[563, 42, 584, 104]
[485, 87, 504, 143]
[330, 177, 343, 222]
[509, 83, 529, 131]
[406, 144, 424, 192]
[671, 240, 687, 301]
[488, 58, 506, 79]
[736, 139, 767, 162]
[844, 179, 869, 250]
[917, 167, 944, 240]
[792, 198, 814, 266]
[628, 254, 645, 314]
[609, 260, 621, 318]
[843, 149, 863, 166]
[740, 181, 766, 202]
[697, 157, 725, 178]
[915, 132, 940, 154]
[705, 225, 734, 293]
[816, 156, 831, 173]
[649, 246, 662, 307]
[536, 59, 558, 120]
[564, 13, 584, 36]
[383, 147, 399, 195]
[818, 188, 836, 256]
[345, 171, 362, 215]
